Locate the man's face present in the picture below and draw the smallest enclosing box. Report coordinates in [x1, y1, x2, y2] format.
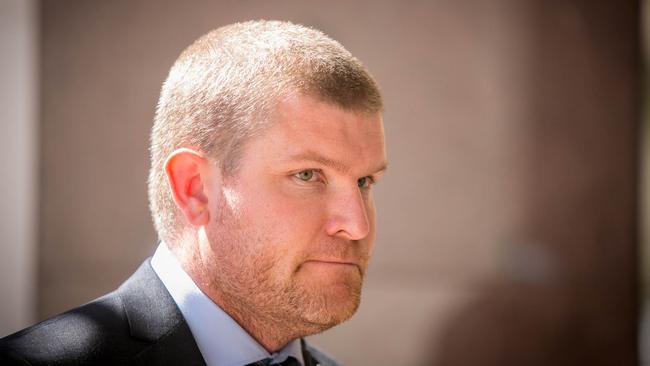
[199, 94, 386, 333]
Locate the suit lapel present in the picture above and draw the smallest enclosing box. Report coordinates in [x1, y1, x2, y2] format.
[132, 322, 206, 366]
[301, 339, 321, 366]
[116, 260, 339, 366]
[118, 260, 206, 366]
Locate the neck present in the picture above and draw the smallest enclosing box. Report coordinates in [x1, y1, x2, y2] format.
[203, 289, 300, 352]
[171, 243, 317, 352]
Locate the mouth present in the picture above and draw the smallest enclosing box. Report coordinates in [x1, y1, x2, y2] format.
[307, 259, 357, 266]
[301, 260, 363, 276]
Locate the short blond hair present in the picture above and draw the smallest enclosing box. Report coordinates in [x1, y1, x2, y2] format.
[148, 20, 383, 245]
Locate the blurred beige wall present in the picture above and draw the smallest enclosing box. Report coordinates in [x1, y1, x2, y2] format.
[640, 2, 650, 364]
[1, 0, 638, 365]
[0, 0, 38, 336]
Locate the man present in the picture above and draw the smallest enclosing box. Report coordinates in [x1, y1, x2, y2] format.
[0, 20, 386, 366]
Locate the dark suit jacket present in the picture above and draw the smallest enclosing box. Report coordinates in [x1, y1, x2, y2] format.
[0, 260, 340, 366]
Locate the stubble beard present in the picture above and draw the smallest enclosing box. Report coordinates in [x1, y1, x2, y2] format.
[203, 220, 365, 342]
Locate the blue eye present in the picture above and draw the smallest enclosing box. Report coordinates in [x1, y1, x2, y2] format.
[357, 177, 372, 188]
[296, 170, 316, 181]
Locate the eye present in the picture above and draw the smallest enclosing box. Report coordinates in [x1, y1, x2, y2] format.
[357, 176, 373, 188]
[295, 169, 317, 182]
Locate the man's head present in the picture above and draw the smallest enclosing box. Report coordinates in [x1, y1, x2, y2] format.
[148, 20, 386, 349]
[149, 20, 383, 244]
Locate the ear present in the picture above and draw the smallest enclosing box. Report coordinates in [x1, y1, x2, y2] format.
[165, 148, 213, 227]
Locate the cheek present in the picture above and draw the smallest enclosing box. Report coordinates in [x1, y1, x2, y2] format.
[363, 198, 378, 253]
[368, 200, 377, 230]
[238, 184, 328, 242]
[221, 187, 243, 216]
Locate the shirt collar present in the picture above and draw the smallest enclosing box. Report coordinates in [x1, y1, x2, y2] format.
[151, 242, 304, 366]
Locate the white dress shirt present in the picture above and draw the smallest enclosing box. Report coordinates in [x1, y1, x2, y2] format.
[151, 243, 304, 366]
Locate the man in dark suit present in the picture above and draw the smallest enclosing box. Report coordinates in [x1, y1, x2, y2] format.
[0, 20, 387, 366]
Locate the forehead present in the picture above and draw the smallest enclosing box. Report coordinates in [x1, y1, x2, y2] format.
[264, 94, 387, 170]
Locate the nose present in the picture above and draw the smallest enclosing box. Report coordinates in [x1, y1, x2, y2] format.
[325, 185, 371, 241]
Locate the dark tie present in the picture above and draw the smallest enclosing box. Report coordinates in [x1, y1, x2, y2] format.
[277, 357, 300, 366]
[246, 356, 300, 366]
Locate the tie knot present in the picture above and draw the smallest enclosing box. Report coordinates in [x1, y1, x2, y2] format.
[276, 356, 300, 366]
[247, 356, 300, 366]
[247, 359, 272, 366]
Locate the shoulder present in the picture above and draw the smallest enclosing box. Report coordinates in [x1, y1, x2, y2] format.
[0, 259, 203, 366]
[0, 290, 142, 365]
[0, 289, 146, 365]
[0, 260, 173, 365]
[303, 340, 345, 366]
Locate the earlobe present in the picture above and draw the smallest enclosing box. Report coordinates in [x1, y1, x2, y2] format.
[165, 148, 212, 227]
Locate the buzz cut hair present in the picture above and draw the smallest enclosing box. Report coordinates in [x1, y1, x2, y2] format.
[148, 20, 383, 245]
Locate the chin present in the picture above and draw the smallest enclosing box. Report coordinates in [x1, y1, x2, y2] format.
[297, 285, 362, 330]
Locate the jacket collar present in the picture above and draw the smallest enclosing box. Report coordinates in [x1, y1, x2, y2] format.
[116, 258, 330, 366]
[118, 259, 185, 342]
[117, 259, 206, 365]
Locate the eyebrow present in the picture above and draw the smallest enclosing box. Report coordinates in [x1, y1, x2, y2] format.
[287, 151, 388, 175]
